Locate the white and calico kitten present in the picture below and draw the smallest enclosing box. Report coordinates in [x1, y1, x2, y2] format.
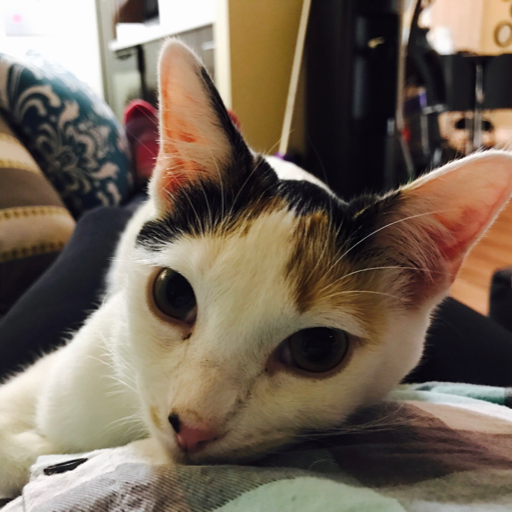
[2, 39, 512, 498]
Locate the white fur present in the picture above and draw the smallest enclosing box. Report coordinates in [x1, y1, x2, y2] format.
[0, 148, 501, 496]
[0, 192, 434, 497]
[1, 40, 512, 499]
[264, 155, 332, 192]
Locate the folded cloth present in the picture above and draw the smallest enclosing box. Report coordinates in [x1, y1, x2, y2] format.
[4, 383, 512, 511]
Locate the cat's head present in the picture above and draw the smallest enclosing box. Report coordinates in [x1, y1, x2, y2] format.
[120, 40, 512, 462]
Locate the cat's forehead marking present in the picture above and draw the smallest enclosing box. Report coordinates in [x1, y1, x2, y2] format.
[285, 209, 386, 340]
[137, 157, 283, 248]
[137, 161, 389, 340]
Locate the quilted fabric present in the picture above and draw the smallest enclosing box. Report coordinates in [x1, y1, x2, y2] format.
[4, 383, 512, 511]
[0, 52, 133, 218]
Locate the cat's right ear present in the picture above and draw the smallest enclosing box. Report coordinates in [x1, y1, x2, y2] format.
[367, 151, 512, 304]
[149, 39, 251, 213]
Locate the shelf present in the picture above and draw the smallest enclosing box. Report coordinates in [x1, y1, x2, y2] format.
[109, 1, 215, 52]
[110, 22, 212, 52]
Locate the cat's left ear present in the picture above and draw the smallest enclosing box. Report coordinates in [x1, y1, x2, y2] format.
[149, 39, 251, 212]
[372, 151, 512, 300]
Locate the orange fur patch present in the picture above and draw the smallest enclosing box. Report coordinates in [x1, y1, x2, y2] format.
[286, 211, 387, 340]
[150, 406, 163, 430]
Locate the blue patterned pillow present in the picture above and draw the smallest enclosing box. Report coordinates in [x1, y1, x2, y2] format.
[0, 52, 133, 217]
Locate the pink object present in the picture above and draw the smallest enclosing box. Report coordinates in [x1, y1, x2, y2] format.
[123, 100, 242, 189]
[227, 109, 241, 130]
[123, 99, 159, 187]
[175, 422, 217, 453]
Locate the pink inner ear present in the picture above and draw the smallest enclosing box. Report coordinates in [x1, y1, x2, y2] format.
[159, 168, 188, 195]
[429, 208, 481, 280]
[151, 40, 235, 210]
[434, 207, 482, 258]
[430, 183, 511, 279]
[160, 81, 200, 151]
[157, 86, 207, 195]
[157, 156, 208, 196]
[162, 122, 198, 150]
[158, 118, 204, 195]
[163, 129, 198, 148]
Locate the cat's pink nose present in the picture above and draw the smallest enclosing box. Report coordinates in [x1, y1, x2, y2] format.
[176, 424, 216, 452]
[169, 413, 217, 453]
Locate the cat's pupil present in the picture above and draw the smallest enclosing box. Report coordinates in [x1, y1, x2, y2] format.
[300, 334, 336, 363]
[286, 327, 349, 374]
[153, 269, 197, 323]
[166, 278, 193, 308]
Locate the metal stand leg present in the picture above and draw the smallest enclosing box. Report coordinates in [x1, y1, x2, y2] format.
[136, 44, 148, 102]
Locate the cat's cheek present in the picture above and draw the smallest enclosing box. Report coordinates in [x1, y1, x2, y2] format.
[191, 432, 296, 463]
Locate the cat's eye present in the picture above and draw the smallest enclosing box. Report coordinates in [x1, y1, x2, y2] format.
[153, 269, 197, 324]
[278, 327, 349, 374]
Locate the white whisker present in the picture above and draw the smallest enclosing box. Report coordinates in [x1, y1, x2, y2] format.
[335, 208, 453, 265]
[316, 265, 441, 297]
[321, 289, 404, 301]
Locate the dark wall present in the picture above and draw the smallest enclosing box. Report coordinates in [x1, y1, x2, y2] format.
[306, 0, 401, 200]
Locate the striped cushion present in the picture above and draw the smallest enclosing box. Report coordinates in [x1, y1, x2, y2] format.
[0, 113, 75, 314]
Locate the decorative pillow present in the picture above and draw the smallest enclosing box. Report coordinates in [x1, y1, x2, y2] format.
[0, 51, 133, 218]
[0, 112, 75, 315]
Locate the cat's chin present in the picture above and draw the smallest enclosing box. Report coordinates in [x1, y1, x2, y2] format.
[151, 431, 187, 464]
[152, 428, 294, 466]
[182, 436, 297, 466]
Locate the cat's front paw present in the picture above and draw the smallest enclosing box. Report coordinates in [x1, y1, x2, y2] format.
[0, 429, 57, 499]
[123, 437, 174, 466]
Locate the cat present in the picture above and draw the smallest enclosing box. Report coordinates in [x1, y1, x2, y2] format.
[1, 38, 512, 499]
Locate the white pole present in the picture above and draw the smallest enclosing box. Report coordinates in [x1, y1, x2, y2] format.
[278, 0, 311, 156]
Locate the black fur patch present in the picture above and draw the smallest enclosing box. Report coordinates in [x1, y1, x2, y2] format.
[136, 62, 403, 261]
[198, 66, 252, 172]
[137, 154, 283, 245]
[343, 191, 404, 252]
[136, 161, 383, 258]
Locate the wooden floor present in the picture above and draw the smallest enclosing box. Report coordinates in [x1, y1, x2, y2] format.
[450, 199, 512, 315]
